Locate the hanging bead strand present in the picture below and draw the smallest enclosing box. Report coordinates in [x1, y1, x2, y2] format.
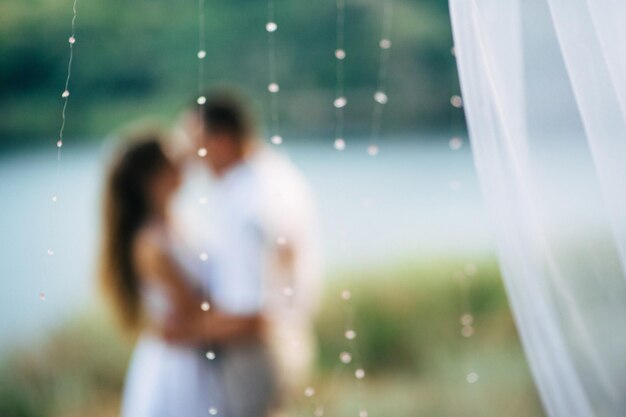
[196, 0, 209, 158]
[333, 0, 347, 151]
[368, 0, 393, 156]
[56, 0, 78, 154]
[42, 0, 79, 302]
[267, 0, 283, 145]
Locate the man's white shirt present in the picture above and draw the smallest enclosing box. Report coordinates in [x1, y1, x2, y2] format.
[174, 145, 322, 388]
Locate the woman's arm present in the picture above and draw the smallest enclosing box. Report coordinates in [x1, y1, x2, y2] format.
[162, 310, 264, 345]
[134, 232, 263, 345]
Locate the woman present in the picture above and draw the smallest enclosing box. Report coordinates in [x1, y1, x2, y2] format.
[99, 132, 276, 417]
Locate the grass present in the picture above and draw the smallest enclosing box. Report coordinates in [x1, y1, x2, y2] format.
[0, 258, 545, 417]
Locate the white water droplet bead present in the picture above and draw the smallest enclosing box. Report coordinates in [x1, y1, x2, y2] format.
[449, 137, 463, 150]
[460, 314, 474, 326]
[340, 351, 352, 364]
[334, 97, 347, 108]
[374, 91, 388, 104]
[380, 39, 392, 49]
[461, 325, 475, 337]
[466, 372, 479, 383]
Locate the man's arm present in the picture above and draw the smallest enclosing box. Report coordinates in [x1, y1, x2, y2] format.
[161, 310, 264, 345]
[135, 233, 263, 345]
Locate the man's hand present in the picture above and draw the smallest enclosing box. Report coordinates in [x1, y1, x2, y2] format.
[158, 307, 266, 346]
[160, 308, 205, 345]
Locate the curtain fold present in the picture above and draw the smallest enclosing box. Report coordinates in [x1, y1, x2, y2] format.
[450, 1, 626, 416]
[546, 0, 626, 273]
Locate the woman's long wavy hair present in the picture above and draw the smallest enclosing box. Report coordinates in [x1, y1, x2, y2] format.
[99, 134, 171, 333]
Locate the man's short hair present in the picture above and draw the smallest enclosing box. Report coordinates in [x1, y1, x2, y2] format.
[199, 91, 254, 142]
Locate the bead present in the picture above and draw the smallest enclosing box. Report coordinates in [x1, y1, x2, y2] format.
[374, 91, 388, 104]
[334, 97, 347, 108]
[379, 39, 392, 49]
[449, 137, 463, 150]
[340, 351, 352, 364]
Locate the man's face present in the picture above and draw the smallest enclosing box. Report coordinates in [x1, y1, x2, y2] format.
[200, 130, 240, 176]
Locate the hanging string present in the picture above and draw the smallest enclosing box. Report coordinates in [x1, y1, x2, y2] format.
[333, 0, 347, 151]
[197, 0, 206, 97]
[448, 45, 465, 152]
[196, 0, 209, 158]
[457, 264, 477, 373]
[299, 3, 371, 414]
[341, 289, 369, 417]
[449, 40, 482, 404]
[41, 0, 79, 302]
[367, 0, 393, 156]
[454, 262, 488, 417]
[266, 0, 282, 145]
[194, 1, 219, 414]
[56, 0, 78, 154]
[196, 0, 210, 267]
[299, 288, 370, 417]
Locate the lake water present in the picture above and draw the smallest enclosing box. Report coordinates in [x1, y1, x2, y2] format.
[0, 135, 493, 351]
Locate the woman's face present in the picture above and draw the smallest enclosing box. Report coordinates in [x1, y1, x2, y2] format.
[149, 160, 182, 213]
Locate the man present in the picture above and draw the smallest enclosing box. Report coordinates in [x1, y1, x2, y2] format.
[178, 91, 322, 415]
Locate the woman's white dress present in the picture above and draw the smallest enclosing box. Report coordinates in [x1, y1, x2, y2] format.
[121, 226, 276, 417]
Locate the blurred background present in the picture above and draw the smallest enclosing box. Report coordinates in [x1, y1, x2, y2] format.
[0, 0, 544, 416]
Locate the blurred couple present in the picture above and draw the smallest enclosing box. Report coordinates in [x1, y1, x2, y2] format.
[99, 91, 322, 417]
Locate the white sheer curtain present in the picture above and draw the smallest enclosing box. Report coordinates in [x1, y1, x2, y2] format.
[449, 1, 626, 416]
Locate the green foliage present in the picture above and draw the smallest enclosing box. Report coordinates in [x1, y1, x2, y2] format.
[316, 259, 519, 373]
[0, 260, 542, 417]
[0, 0, 462, 144]
[0, 312, 129, 417]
